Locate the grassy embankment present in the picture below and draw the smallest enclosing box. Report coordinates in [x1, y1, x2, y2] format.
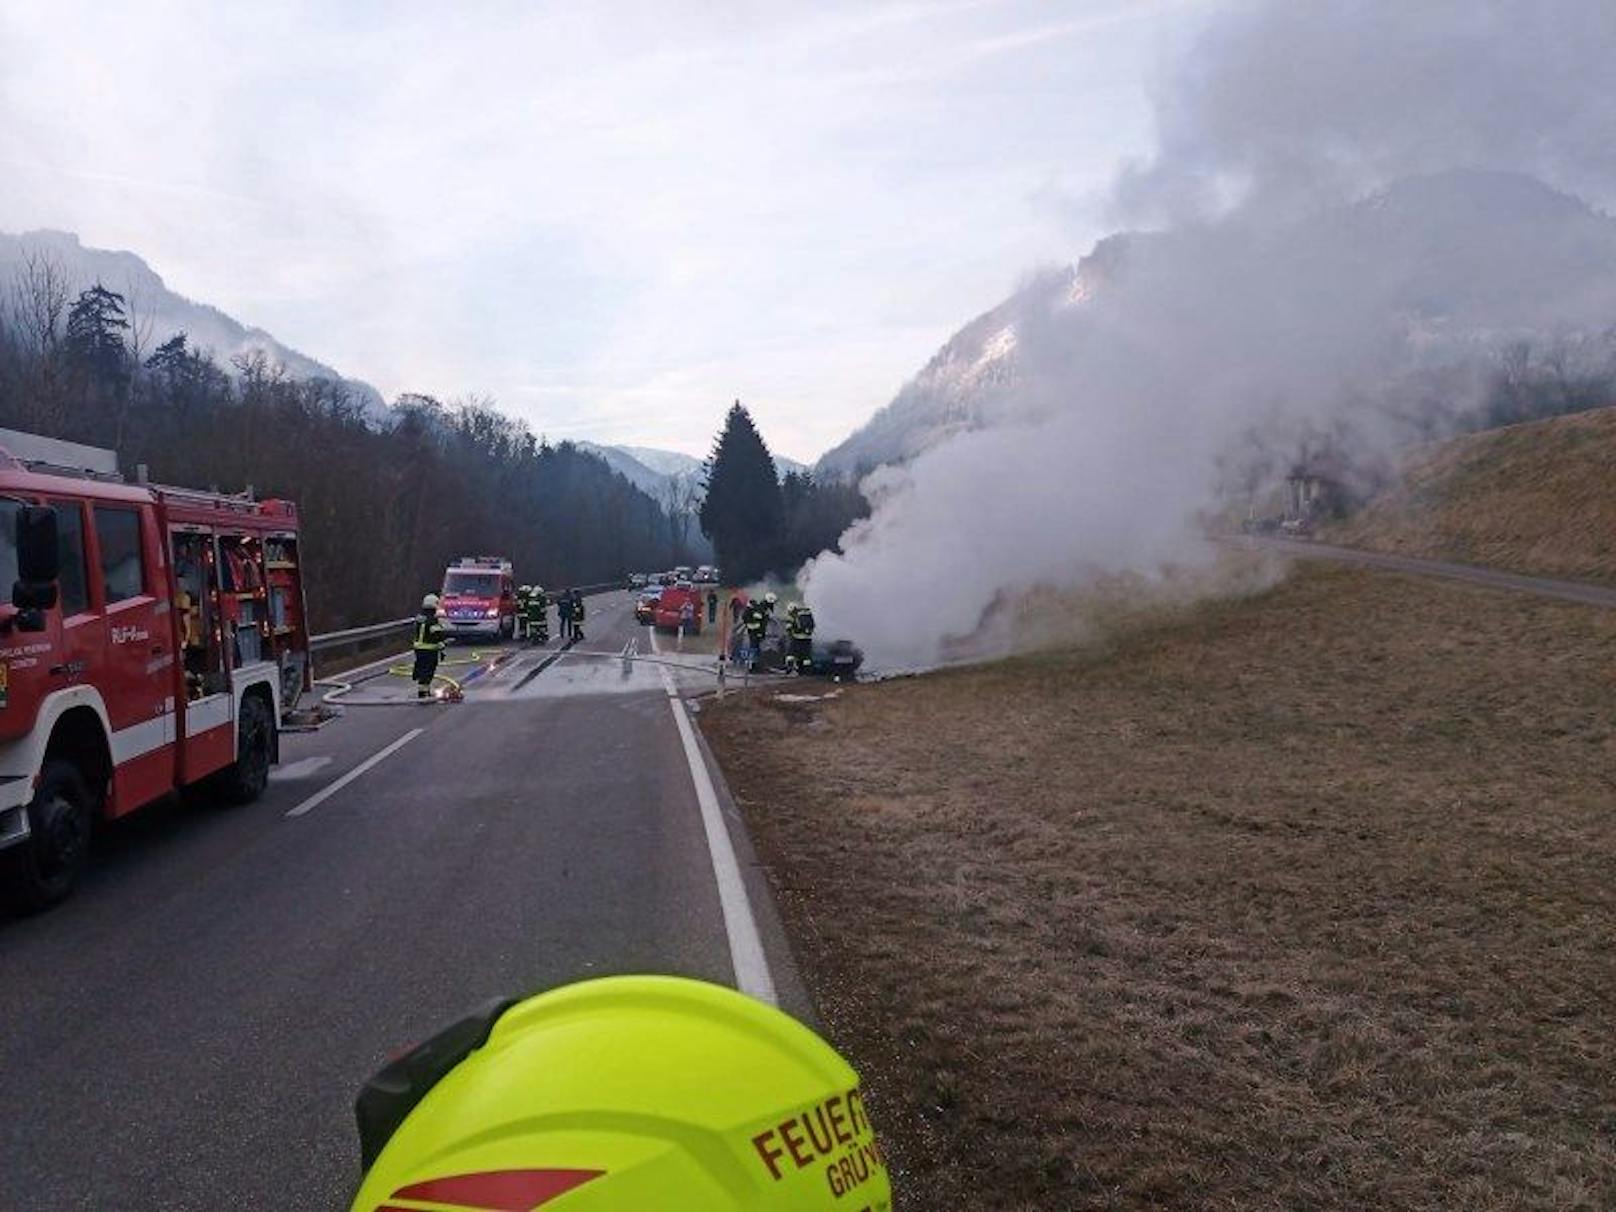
[702, 564, 1616, 1210]
[1331, 404, 1616, 583]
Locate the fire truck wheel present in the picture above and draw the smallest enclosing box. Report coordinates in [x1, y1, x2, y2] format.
[4, 760, 93, 913]
[218, 693, 273, 804]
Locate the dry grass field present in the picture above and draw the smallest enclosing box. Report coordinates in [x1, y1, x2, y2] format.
[1332, 406, 1616, 583]
[701, 564, 1616, 1210]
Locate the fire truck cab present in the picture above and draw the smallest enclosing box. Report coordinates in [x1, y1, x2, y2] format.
[439, 556, 516, 642]
[0, 431, 312, 911]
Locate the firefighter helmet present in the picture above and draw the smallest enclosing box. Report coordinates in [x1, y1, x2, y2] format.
[764, 591, 778, 605]
[421, 593, 440, 610]
[351, 976, 891, 1211]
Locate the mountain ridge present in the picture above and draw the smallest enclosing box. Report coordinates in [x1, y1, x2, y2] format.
[815, 170, 1616, 479]
[0, 229, 387, 420]
[577, 441, 807, 505]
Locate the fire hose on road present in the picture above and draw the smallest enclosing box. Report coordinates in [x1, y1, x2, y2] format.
[317, 646, 518, 707]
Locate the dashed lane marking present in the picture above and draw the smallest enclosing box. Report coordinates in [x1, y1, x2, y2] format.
[285, 728, 425, 818]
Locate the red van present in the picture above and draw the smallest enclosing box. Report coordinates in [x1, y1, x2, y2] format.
[653, 583, 704, 634]
[439, 557, 516, 642]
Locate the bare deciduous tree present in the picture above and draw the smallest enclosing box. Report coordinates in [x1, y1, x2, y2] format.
[10, 250, 68, 356]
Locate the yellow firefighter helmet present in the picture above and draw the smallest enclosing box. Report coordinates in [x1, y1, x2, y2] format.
[351, 976, 892, 1211]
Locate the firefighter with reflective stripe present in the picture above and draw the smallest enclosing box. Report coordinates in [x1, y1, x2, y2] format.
[742, 594, 772, 670]
[412, 594, 448, 699]
[514, 585, 532, 639]
[525, 584, 549, 645]
[786, 602, 815, 675]
[350, 976, 892, 1211]
[570, 589, 586, 642]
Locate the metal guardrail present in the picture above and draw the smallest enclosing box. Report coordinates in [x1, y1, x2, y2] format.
[309, 617, 414, 654]
[309, 582, 626, 654]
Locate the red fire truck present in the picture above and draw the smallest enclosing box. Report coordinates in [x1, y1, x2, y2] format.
[439, 556, 516, 642]
[0, 431, 312, 911]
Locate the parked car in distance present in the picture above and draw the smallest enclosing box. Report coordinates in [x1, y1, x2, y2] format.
[628, 572, 648, 588]
[634, 587, 663, 625]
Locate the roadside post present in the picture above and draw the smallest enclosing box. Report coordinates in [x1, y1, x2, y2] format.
[715, 596, 731, 690]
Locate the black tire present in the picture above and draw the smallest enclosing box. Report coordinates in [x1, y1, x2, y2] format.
[4, 760, 94, 913]
[217, 692, 273, 804]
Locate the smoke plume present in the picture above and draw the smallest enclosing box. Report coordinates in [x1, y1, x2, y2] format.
[803, 0, 1616, 671]
[1115, 0, 1616, 226]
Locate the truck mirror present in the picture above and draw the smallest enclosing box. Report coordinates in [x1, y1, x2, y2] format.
[17, 505, 60, 584]
[12, 580, 57, 610]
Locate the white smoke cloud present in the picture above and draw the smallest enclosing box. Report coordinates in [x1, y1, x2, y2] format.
[1115, 0, 1616, 225]
[803, 0, 1616, 670]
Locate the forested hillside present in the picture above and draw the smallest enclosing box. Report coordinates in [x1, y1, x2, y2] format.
[0, 265, 680, 629]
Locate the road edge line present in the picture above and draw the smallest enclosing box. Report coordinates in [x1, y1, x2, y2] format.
[285, 727, 425, 818]
[659, 666, 777, 1006]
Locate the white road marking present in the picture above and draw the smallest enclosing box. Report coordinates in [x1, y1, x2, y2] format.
[269, 755, 334, 782]
[285, 728, 425, 818]
[658, 663, 777, 1005]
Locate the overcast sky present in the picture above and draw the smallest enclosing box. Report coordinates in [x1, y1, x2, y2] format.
[0, 0, 1194, 460]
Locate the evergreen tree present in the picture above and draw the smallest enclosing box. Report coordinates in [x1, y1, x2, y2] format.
[699, 400, 783, 583]
[144, 332, 191, 377]
[64, 283, 131, 392]
[145, 332, 230, 419]
[778, 468, 870, 571]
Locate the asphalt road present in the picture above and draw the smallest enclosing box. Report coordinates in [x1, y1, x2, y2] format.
[0, 591, 801, 1211]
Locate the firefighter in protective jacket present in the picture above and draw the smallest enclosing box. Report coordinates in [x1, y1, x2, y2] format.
[514, 585, 532, 639]
[413, 594, 448, 699]
[742, 597, 770, 670]
[525, 585, 549, 644]
[786, 602, 815, 674]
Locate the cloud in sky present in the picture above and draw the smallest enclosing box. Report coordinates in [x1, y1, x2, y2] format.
[0, 0, 1187, 458]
